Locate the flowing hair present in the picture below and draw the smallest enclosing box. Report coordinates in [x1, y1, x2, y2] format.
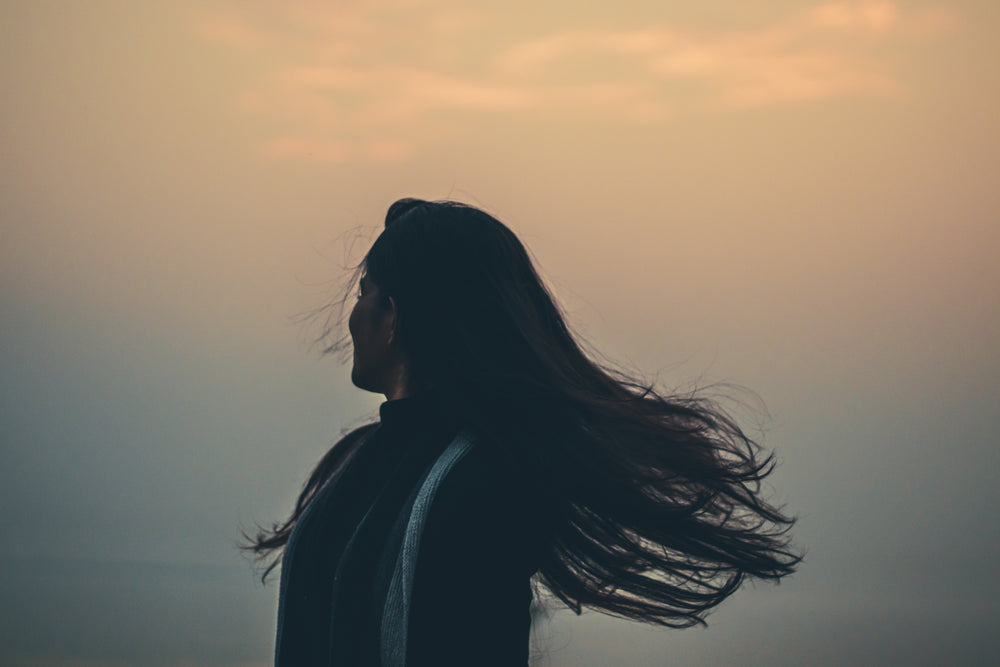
[245, 198, 800, 627]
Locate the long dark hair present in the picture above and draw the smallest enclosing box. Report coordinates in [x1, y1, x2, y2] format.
[246, 198, 800, 627]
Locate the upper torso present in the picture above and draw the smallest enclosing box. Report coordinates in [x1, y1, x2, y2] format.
[275, 392, 546, 666]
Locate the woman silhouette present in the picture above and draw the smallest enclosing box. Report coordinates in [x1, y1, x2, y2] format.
[246, 198, 799, 666]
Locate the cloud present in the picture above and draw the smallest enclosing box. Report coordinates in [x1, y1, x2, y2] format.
[807, 2, 958, 36]
[195, 1, 958, 163]
[810, 2, 901, 32]
[194, 13, 273, 48]
[493, 22, 904, 110]
[262, 135, 415, 164]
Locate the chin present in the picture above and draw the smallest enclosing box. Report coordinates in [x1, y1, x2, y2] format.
[350, 366, 381, 394]
[350, 365, 365, 390]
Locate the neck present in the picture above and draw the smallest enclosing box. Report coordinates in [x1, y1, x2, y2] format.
[383, 365, 419, 401]
[384, 385, 412, 401]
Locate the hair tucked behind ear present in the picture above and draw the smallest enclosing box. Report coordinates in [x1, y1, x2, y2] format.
[246, 198, 801, 627]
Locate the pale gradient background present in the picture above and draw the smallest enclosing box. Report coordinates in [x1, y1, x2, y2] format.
[2, 1, 998, 665]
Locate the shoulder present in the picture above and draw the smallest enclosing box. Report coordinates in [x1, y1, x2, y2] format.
[423, 433, 543, 548]
[340, 421, 380, 446]
[436, 434, 525, 500]
[333, 421, 381, 460]
[306, 422, 381, 490]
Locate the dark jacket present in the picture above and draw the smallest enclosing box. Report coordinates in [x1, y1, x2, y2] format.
[274, 392, 544, 666]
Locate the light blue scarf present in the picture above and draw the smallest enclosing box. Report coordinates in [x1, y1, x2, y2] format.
[378, 432, 476, 667]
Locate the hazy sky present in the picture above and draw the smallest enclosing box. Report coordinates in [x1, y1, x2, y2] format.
[2, 1, 998, 665]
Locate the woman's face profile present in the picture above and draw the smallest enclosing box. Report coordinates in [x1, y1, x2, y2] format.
[348, 274, 399, 395]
